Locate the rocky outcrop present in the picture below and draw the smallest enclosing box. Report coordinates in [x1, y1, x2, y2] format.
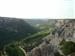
[27, 42, 58, 56]
[26, 19, 75, 56]
[52, 20, 75, 39]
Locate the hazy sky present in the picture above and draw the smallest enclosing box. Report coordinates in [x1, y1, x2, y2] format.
[0, 0, 74, 19]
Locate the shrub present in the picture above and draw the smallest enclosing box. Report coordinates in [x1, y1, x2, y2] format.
[5, 44, 25, 56]
[60, 41, 75, 55]
[59, 38, 66, 45]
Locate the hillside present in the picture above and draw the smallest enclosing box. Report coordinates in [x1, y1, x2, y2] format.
[1, 19, 75, 56]
[24, 19, 49, 26]
[0, 17, 38, 49]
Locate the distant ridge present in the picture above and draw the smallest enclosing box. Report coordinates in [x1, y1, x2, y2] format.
[0, 17, 38, 48]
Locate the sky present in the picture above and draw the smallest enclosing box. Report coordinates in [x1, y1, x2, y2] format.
[0, 0, 74, 19]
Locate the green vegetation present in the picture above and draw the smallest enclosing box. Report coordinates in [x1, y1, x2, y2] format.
[60, 41, 75, 55]
[23, 31, 50, 43]
[0, 18, 38, 50]
[59, 38, 66, 45]
[6, 44, 25, 56]
[21, 30, 50, 51]
[36, 24, 50, 31]
[0, 18, 56, 56]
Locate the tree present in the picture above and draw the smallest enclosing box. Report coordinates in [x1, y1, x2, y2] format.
[5, 44, 25, 56]
[60, 41, 75, 55]
[59, 38, 65, 45]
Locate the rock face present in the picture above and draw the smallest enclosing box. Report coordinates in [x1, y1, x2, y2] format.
[27, 42, 58, 56]
[26, 19, 75, 56]
[52, 20, 75, 39]
[31, 47, 41, 56]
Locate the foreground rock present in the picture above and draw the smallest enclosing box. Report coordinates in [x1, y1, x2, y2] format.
[27, 42, 58, 56]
